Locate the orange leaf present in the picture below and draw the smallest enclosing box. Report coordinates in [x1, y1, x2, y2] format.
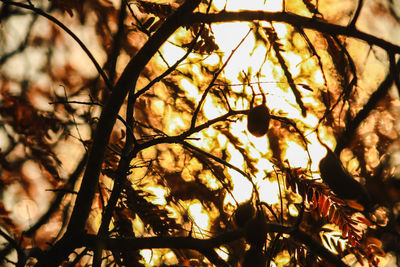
[356, 216, 373, 227]
[321, 197, 330, 218]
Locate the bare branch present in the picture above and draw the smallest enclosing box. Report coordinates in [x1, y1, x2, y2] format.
[36, 1, 202, 266]
[77, 224, 348, 267]
[335, 58, 400, 154]
[187, 11, 400, 54]
[348, 0, 364, 28]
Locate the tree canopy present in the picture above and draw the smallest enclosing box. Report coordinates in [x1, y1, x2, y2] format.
[1, 0, 400, 266]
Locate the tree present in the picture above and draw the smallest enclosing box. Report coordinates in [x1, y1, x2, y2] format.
[1, 0, 400, 266]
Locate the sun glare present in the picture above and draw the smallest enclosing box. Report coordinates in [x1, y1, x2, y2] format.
[215, 246, 230, 261]
[284, 140, 308, 167]
[188, 200, 211, 236]
[213, 0, 282, 12]
[145, 0, 349, 263]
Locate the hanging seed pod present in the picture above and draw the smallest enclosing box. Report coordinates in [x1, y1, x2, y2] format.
[247, 105, 270, 137]
[234, 201, 255, 228]
[319, 148, 372, 210]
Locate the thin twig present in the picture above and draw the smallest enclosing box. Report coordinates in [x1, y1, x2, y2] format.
[348, 0, 364, 28]
[133, 16, 208, 99]
[49, 100, 135, 140]
[190, 28, 252, 129]
[267, 27, 307, 116]
[37, 1, 202, 266]
[0, 229, 26, 267]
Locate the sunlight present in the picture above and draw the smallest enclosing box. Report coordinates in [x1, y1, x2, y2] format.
[159, 39, 186, 65]
[140, 249, 179, 266]
[306, 132, 330, 171]
[166, 111, 186, 134]
[274, 251, 291, 266]
[145, 186, 167, 205]
[288, 203, 299, 217]
[140, 249, 153, 265]
[150, 0, 381, 264]
[203, 96, 226, 119]
[215, 246, 230, 261]
[320, 224, 347, 254]
[258, 179, 280, 204]
[2, 0, 399, 265]
[284, 140, 308, 167]
[226, 171, 253, 204]
[188, 200, 211, 237]
[248, 134, 270, 155]
[213, 0, 282, 12]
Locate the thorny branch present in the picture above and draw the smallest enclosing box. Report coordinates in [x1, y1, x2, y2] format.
[187, 10, 400, 53]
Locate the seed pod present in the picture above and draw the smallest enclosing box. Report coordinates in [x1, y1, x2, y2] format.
[234, 201, 255, 228]
[245, 214, 269, 247]
[242, 247, 267, 267]
[247, 105, 270, 137]
[319, 148, 372, 209]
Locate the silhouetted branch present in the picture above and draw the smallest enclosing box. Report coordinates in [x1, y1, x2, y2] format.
[36, 1, 202, 266]
[335, 58, 400, 154]
[0, 229, 26, 267]
[187, 11, 400, 53]
[295, 27, 328, 88]
[190, 28, 252, 129]
[348, 0, 364, 28]
[22, 153, 88, 237]
[103, 0, 126, 85]
[266, 27, 307, 116]
[76, 224, 347, 267]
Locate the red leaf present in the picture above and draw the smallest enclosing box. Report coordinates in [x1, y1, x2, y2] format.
[321, 197, 330, 218]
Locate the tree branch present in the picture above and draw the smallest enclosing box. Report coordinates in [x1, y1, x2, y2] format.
[348, 0, 364, 28]
[22, 153, 88, 237]
[36, 1, 202, 266]
[335, 58, 399, 154]
[75, 224, 347, 267]
[0, 229, 26, 267]
[186, 11, 400, 54]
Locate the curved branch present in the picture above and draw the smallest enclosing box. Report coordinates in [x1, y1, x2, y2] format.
[0, 0, 113, 91]
[187, 11, 400, 54]
[36, 1, 202, 266]
[22, 153, 88, 237]
[335, 58, 399, 154]
[77, 224, 347, 267]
